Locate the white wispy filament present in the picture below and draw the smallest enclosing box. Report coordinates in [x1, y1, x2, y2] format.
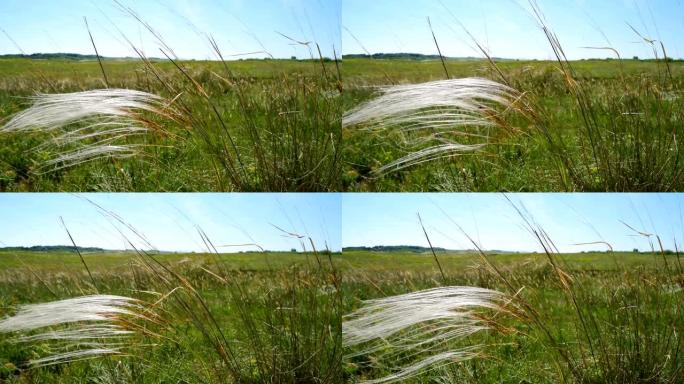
[0, 295, 150, 367]
[342, 78, 520, 174]
[1, 89, 169, 171]
[343, 286, 516, 383]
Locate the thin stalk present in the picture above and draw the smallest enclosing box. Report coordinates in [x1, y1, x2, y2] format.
[417, 212, 446, 282]
[60, 216, 97, 291]
[427, 17, 450, 80]
[84, 17, 109, 88]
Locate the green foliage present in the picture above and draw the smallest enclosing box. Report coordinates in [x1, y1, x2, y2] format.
[343, 58, 684, 191]
[0, 58, 341, 191]
[342, 250, 684, 383]
[0, 250, 342, 383]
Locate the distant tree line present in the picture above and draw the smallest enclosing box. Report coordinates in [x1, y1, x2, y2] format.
[343, 245, 450, 253]
[0, 53, 335, 62]
[343, 53, 483, 61]
[343, 53, 684, 62]
[0, 53, 106, 60]
[0, 245, 106, 253]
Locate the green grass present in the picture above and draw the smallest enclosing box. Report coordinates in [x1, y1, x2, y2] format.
[341, 250, 684, 383]
[0, 58, 341, 192]
[0, 249, 333, 273]
[0, 250, 342, 383]
[340, 249, 667, 272]
[2, 243, 682, 383]
[342, 58, 684, 192]
[4, 56, 683, 192]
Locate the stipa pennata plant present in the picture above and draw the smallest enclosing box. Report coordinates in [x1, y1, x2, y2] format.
[526, 2, 684, 192]
[345, 197, 684, 383]
[343, 286, 523, 383]
[502, 199, 684, 383]
[342, 78, 524, 175]
[0, 89, 179, 172]
[343, 0, 684, 192]
[473, 0, 684, 192]
[0, 2, 341, 192]
[0, 199, 341, 382]
[0, 294, 164, 367]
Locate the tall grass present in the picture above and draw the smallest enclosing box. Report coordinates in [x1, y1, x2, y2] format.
[0, 212, 341, 383]
[342, 78, 521, 175]
[0, 3, 341, 192]
[0, 295, 164, 367]
[343, 286, 521, 383]
[521, 1, 684, 191]
[498, 198, 684, 383]
[342, 200, 684, 383]
[343, 0, 684, 192]
[0, 89, 175, 171]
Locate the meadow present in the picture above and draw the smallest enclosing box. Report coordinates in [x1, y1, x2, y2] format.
[0, 249, 342, 383]
[0, 56, 341, 192]
[341, 249, 684, 383]
[3, 55, 682, 193]
[342, 58, 684, 192]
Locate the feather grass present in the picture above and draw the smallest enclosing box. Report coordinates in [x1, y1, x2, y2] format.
[0, 294, 155, 367]
[0, 89, 171, 171]
[27, 348, 123, 367]
[343, 286, 518, 383]
[343, 78, 520, 175]
[343, 78, 517, 129]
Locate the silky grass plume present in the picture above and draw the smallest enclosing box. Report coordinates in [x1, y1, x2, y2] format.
[0, 294, 159, 367]
[343, 286, 521, 383]
[1, 89, 174, 171]
[343, 78, 521, 175]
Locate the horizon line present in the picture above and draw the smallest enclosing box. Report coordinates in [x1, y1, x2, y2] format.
[342, 245, 651, 253]
[0, 245, 341, 254]
[0, 53, 337, 61]
[341, 52, 681, 61]
[2, 52, 675, 62]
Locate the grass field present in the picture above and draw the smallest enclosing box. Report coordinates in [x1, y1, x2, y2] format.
[3, 55, 683, 192]
[0, 249, 342, 383]
[342, 58, 684, 192]
[341, 249, 684, 383]
[0, 57, 341, 192]
[1, 227, 682, 383]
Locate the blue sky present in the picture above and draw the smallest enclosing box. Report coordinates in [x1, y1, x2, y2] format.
[2, 193, 682, 253]
[3, 1, 680, 61]
[343, 193, 684, 253]
[343, 0, 684, 59]
[0, 193, 341, 252]
[0, 0, 341, 59]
